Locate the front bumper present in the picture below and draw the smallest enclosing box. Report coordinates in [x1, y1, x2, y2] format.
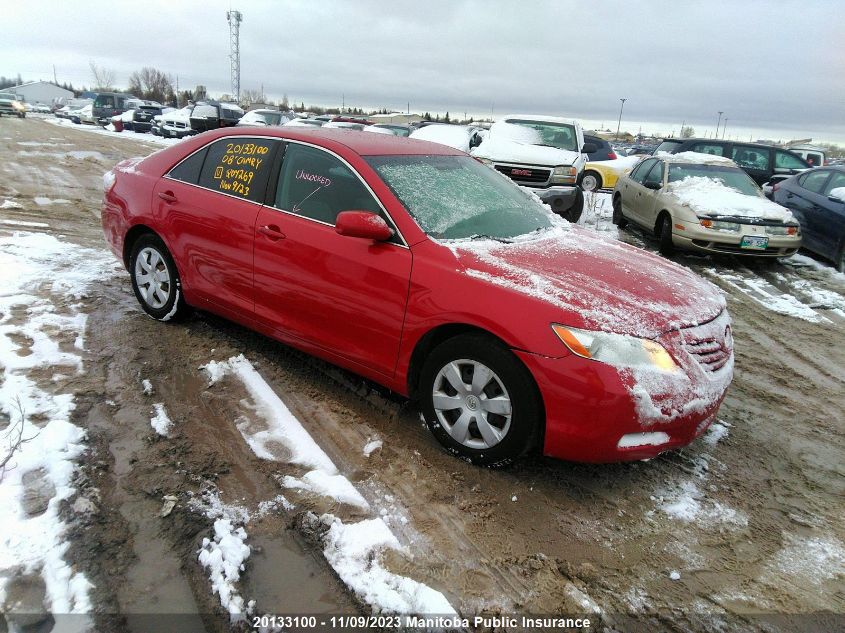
[515, 312, 733, 463]
[533, 185, 579, 213]
[672, 223, 801, 257]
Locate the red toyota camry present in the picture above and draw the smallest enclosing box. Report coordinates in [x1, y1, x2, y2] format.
[102, 127, 734, 466]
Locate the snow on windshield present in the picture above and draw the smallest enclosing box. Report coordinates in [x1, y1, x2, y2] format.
[667, 176, 795, 222]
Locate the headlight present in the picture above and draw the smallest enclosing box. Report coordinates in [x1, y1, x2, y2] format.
[552, 324, 678, 372]
[550, 166, 577, 185]
[766, 224, 800, 236]
[13, 101, 25, 111]
[699, 218, 740, 232]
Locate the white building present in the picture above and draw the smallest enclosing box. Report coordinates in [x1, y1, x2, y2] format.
[5, 81, 73, 104]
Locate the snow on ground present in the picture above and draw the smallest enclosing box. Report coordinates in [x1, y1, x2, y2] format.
[141, 378, 153, 395]
[33, 196, 71, 206]
[203, 355, 457, 615]
[0, 218, 49, 228]
[45, 117, 182, 147]
[198, 518, 252, 618]
[149, 403, 173, 437]
[363, 438, 383, 457]
[0, 231, 117, 617]
[1, 199, 23, 209]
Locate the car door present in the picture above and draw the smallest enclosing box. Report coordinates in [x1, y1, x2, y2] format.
[781, 170, 831, 254]
[621, 158, 657, 226]
[638, 160, 666, 229]
[818, 171, 845, 259]
[154, 135, 280, 317]
[730, 145, 771, 185]
[252, 141, 412, 378]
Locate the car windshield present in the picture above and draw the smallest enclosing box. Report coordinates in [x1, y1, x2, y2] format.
[256, 112, 282, 125]
[504, 119, 578, 151]
[367, 155, 553, 240]
[667, 164, 761, 196]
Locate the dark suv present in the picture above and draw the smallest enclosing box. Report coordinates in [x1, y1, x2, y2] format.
[583, 134, 617, 161]
[131, 105, 165, 133]
[188, 101, 244, 133]
[654, 138, 809, 189]
[92, 92, 137, 126]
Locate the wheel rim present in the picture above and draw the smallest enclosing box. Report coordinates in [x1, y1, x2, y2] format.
[134, 247, 171, 309]
[582, 173, 598, 191]
[432, 359, 512, 450]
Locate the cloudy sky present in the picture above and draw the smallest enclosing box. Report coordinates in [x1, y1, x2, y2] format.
[4, 0, 844, 143]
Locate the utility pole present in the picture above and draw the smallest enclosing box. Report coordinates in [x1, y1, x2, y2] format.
[53, 64, 57, 85]
[615, 98, 627, 141]
[226, 9, 243, 102]
[407, 101, 409, 114]
[722, 118, 728, 139]
[716, 111, 723, 138]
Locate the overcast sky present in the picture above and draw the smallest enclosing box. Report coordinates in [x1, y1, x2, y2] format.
[4, 0, 845, 143]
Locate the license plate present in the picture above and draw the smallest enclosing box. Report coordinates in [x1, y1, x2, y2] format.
[740, 235, 769, 250]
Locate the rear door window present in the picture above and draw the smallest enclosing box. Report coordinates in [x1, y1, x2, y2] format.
[691, 143, 726, 156]
[822, 172, 845, 196]
[168, 148, 209, 185]
[732, 146, 770, 170]
[195, 137, 278, 201]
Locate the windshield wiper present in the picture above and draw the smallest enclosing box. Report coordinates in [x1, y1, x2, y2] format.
[468, 234, 513, 243]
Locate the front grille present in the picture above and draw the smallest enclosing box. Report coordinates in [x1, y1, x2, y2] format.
[681, 311, 732, 373]
[494, 164, 551, 184]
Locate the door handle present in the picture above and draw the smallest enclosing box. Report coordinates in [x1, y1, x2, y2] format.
[258, 224, 285, 241]
[158, 191, 177, 203]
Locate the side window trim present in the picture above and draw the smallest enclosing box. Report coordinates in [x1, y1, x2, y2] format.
[270, 139, 407, 247]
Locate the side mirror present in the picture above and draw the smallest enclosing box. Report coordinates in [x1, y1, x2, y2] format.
[644, 181, 663, 190]
[581, 142, 598, 154]
[828, 195, 844, 203]
[335, 211, 394, 241]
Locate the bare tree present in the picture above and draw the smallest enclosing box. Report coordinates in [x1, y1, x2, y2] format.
[681, 125, 696, 138]
[281, 94, 290, 109]
[240, 88, 263, 106]
[89, 60, 116, 91]
[128, 67, 175, 103]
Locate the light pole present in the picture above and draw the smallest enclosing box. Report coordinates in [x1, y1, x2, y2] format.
[615, 98, 627, 141]
[722, 118, 728, 139]
[716, 111, 723, 138]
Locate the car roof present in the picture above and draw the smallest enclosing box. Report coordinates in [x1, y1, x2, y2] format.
[667, 138, 780, 151]
[188, 126, 466, 156]
[502, 113, 578, 126]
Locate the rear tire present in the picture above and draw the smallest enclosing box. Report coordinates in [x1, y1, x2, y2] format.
[658, 213, 674, 255]
[612, 196, 628, 228]
[129, 233, 190, 322]
[419, 334, 542, 467]
[836, 242, 845, 273]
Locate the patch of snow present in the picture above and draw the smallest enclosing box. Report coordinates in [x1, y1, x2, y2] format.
[657, 150, 735, 165]
[667, 176, 794, 222]
[657, 480, 747, 528]
[33, 196, 71, 206]
[363, 438, 383, 457]
[150, 403, 173, 436]
[321, 515, 457, 615]
[617, 431, 670, 448]
[256, 494, 294, 516]
[1, 219, 49, 228]
[409, 124, 473, 152]
[197, 518, 251, 618]
[670, 570, 681, 581]
[828, 186, 845, 200]
[703, 420, 730, 446]
[0, 232, 115, 617]
[200, 360, 229, 386]
[141, 378, 153, 395]
[768, 533, 845, 586]
[282, 471, 370, 511]
[1, 199, 23, 209]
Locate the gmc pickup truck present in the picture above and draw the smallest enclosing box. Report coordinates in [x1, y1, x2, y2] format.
[472, 114, 596, 221]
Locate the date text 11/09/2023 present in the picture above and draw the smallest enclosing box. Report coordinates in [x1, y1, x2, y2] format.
[250, 615, 593, 630]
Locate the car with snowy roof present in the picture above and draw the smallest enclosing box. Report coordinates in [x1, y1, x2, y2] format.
[653, 138, 809, 191]
[102, 128, 734, 466]
[471, 114, 597, 221]
[612, 152, 802, 257]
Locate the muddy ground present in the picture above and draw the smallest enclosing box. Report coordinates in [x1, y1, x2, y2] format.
[1, 117, 842, 632]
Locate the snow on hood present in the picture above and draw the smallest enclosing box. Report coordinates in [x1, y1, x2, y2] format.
[471, 121, 581, 166]
[409, 124, 473, 151]
[667, 176, 795, 222]
[444, 221, 726, 338]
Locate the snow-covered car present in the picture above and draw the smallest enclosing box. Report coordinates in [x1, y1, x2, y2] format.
[150, 108, 175, 136]
[0, 92, 26, 118]
[579, 155, 643, 192]
[236, 109, 292, 127]
[160, 105, 194, 138]
[409, 124, 482, 152]
[189, 102, 244, 133]
[471, 115, 597, 221]
[32, 103, 52, 113]
[282, 118, 325, 128]
[323, 121, 366, 130]
[612, 152, 802, 257]
[78, 104, 97, 125]
[370, 123, 410, 137]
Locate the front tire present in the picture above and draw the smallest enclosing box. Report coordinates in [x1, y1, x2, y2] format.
[129, 233, 190, 321]
[658, 213, 675, 255]
[419, 334, 542, 467]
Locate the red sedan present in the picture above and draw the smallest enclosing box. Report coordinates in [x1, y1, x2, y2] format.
[102, 127, 734, 466]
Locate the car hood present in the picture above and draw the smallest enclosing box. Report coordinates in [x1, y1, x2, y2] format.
[666, 177, 795, 222]
[472, 135, 581, 167]
[443, 224, 725, 338]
